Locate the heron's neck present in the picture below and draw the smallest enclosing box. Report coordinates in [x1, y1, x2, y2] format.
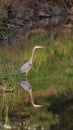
[30, 48, 36, 61]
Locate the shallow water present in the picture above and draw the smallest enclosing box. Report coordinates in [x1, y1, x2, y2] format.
[0, 79, 73, 130]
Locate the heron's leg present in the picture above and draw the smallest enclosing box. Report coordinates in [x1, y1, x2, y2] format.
[25, 72, 28, 80]
[26, 72, 28, 77]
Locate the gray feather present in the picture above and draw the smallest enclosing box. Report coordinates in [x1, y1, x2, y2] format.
[19, 61, 32, 73]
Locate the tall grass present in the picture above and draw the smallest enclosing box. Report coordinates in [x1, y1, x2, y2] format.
[0, 31, 73, 130]
[0, 31, 73, 81]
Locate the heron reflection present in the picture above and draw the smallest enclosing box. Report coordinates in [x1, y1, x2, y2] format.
[19, 80, 42, 108]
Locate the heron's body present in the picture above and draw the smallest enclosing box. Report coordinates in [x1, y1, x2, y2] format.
[18, 46, 44, 107]
[19, 60, 32, 74]
[19, 46, 44, 75]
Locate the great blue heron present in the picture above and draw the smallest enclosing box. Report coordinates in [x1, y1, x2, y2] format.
[19, 46, 44, 75]
[19, 80, 42, 108]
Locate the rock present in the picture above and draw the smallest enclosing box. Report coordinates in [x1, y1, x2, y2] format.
[50, 6, 62, 16]
[0, 0, 72, 45]
[38, 12, 51, 18]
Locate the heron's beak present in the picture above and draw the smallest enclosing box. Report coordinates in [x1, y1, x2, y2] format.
[33, 46, 45, 50]
[38, 46, 45, 48]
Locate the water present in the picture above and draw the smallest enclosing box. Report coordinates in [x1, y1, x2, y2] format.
[0, 80, 58, 130]
[0, 79, 73, 130]
[0, 19, 73, 129]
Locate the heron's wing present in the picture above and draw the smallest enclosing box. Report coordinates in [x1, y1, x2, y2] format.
[19, 80, 32, 92]
[19, 61, 32, 73]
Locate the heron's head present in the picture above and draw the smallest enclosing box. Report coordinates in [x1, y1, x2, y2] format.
[31, 45, 45, 60]
[33, 46, 44, 50]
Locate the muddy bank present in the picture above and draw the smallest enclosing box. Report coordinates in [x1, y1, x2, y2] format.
[0, 0, 73, 44]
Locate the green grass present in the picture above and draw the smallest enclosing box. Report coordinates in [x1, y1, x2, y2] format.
[0, 31, 73, 84]
[0, 31, 73, 129]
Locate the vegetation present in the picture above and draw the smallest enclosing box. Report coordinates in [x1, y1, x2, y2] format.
[0, 29, 73, 129]
[0, 30, 73, 78]
[0, 0, 73, 8]
[0, 0, 11, 7]
[0, 0, 73, 129]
